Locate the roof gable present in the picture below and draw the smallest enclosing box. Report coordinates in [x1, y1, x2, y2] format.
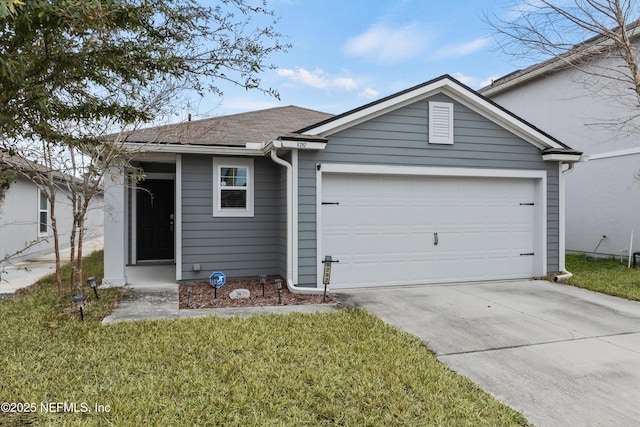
[298, 74, 573, 152]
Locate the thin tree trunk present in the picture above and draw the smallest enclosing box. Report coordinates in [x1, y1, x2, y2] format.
[49, 202, 63, 299]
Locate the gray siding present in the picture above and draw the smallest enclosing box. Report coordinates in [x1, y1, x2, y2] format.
[181, 154, 281, 280]
[297, 93, 560, 286]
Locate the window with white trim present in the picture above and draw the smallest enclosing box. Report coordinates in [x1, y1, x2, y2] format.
[213, 158, 254, 217]
[38, 189, 48, 235]
[428, 101, 454, 144]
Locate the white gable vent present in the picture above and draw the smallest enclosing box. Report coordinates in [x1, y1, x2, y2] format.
[429, 101, 454, 144]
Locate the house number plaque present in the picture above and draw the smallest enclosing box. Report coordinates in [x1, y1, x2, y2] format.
[321, 256, 339, 303]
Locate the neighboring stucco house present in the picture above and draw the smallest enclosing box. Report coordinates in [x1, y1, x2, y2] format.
[481, 30, 640, 258]
[0, 162, 104, 266]
[103, 75, 581, 291]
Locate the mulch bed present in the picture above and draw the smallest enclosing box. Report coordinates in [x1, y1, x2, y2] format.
[178, 277, 333, 309]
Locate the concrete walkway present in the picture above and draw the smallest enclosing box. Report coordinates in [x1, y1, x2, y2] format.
[101, 265, 340, 324]
[0, 237, 104, 297]
[334, 280, 640, 427]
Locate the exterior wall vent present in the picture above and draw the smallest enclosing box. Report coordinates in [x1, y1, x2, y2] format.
[428, 101, 454, 144]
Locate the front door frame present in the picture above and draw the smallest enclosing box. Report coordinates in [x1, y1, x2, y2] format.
[131, 172, 176, 264]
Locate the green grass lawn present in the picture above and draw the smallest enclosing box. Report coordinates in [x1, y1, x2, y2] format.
[564, 253, 640, 301]
[0, 251, 530, 426]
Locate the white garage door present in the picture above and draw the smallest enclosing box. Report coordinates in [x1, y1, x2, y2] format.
[321, 173, 540, 288]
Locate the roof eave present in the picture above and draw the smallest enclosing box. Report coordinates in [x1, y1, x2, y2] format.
[123, 142, 265, 157]
[542, 153, 585, 162]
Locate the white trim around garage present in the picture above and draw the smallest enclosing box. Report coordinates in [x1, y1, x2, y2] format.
[315, 163, 548, 288]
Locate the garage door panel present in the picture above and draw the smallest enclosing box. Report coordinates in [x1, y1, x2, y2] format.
[322, 173, 540, 288]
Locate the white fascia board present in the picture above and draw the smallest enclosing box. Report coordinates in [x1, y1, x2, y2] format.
[276, 139, 327, 150]
[441, 88, 566, 150]
[541, 153, 584, 162]
[319, 163, 547, 179]
[123, 142, 264, 157]
[588, 147, 640, 160]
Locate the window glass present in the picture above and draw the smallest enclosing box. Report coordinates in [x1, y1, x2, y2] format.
[220, 189, 247, 208]
[39, 211, 48, 233]
[38, 190, 48, 234]
[220, 167, 247, 187]
[40, 191, 47, 210]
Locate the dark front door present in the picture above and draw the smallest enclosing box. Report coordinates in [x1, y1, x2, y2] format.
[137, 179, 174, 261]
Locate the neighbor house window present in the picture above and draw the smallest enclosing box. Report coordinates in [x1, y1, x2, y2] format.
[213, 158, 254, 217]
[38, 189, 48, 235]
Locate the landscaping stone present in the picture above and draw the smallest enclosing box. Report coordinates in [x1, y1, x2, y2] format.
[229, 288, 250, 299]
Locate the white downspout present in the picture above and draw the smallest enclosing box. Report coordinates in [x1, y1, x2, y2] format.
[270, 147, 323, 294]
[554, 161, 577, 282]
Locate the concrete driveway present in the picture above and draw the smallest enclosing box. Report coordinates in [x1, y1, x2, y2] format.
[334, 280, 640, 427]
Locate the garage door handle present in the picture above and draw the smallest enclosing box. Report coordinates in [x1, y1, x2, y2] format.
[434, 232, 438, 246]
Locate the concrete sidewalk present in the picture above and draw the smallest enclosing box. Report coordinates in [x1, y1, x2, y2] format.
[0, 237, 104, 297]
[101, 265, 340, 324]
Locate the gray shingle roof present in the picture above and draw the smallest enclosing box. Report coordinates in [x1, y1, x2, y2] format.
[120, 105, 334, 147]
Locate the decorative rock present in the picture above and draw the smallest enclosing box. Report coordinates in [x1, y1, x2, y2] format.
[229, 289, 250, 299]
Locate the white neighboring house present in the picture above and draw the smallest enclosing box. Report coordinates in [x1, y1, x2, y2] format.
[0, 162, 104, 266]
[481, 34, 640, 258]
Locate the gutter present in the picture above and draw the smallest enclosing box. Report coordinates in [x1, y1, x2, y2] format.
[269, 143, 324, 295]
[554, 161, 579, 282]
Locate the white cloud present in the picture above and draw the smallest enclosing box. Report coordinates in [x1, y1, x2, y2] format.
[433, 37, 490, 59]
[343, 23, 432, 64]
[277, 67, 358, 91]
[451, 72, 478, 87]
[359, 87, 380, 99]
[451, 72, 500, 90]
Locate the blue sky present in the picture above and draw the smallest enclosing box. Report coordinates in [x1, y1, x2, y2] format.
[194, 0, 534, 118]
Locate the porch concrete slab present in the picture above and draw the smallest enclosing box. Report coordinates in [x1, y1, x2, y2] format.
[334, 280, 640, 427]
[101, 287, 180, 324]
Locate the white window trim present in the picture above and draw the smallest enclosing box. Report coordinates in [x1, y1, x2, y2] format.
[38, 188, 49, 236]
[429, 101, 454, 144]
[213, 158, 254, 217]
